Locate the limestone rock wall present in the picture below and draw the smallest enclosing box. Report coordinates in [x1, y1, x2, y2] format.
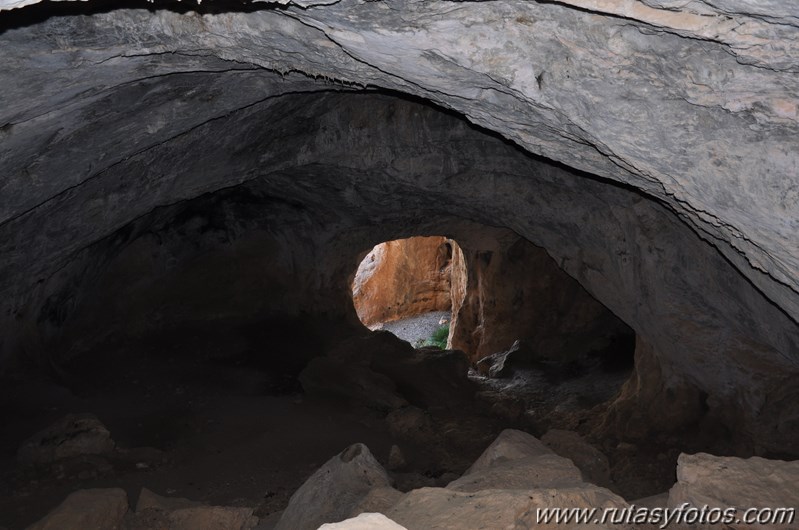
[352, 237, 456, 327]
[450, 232, 632, 363]
[2, 0, 795, 324]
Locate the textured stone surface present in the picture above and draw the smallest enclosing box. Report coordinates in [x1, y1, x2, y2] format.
[451, 232, 632, 363]
[447, 455, 584, 493]
[26, 488, 128, 530]
[668, 452, 799, 529]
[275, 443, 393, 530]
[17, 413, 115, 467]
[598, 339, 711, 444]
[347, 487, 404, 519]
[0, 7, 796, 460]
[464, 429, 554, 471]
[288, 0, 799, 317]
[166, 506, 258, 530]
[542, 430, 614, 489]
[448, 429, 584, 492]
[352, 236, 455, 327]
[385, 407, 435, 446]
[387, 486, 630, 530]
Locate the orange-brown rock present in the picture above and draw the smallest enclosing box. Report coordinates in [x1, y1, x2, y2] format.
[352, 237, 457, 327]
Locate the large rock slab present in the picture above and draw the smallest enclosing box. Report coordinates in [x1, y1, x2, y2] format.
[448, 429, 583, 492]
[135, 488, 203, 513]
[668, 452, 799, 529]
[26, 488, 128, 530]
[167, 506, 258, 530]
[465, 429, 555, 472]
[274, 443, 394, 530]
[327, 332, 474, 409]
[348, 487, 404, 518]
[370, 346, 474, 410]
[18, 413, 115, 467]
[446, 456, 584, 493]
[388, 486, 630, 530]
[542, 429, 613, 489]
[299, 356, 408, 412]
[130, 488, 257, 530]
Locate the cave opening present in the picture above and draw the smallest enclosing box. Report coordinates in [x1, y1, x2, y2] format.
[351, 235, 460, 349]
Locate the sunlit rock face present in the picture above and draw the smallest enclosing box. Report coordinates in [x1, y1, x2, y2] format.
[352, 237, 456, 328]
[0, 1, 797, 457]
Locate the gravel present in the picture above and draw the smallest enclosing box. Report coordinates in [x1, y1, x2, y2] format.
[373, 311, 451, 346]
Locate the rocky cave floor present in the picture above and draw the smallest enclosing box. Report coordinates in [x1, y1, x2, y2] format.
[0, 322, 683, 530]
[369, 311, 451, 346]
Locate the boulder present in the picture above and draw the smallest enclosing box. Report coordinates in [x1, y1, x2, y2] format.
[18, 413, 115, 467]
[49, 453, 114, 481]
[325, 332, 410, 366]
[317, 512, 408, 530]
[542, 429, 613, 489]
[446, 455, 583, 492]
[388, 486, 630, 530]
[387, 445, 406, 471]
[26, 488, 128, 530]
[130, 488, 258, 530]
[347, 487, 404, 518]
[464, 429, 553, 471]
[135, 488, 202, 513]
[447, 428, 584, 492]
[326, 331, 474, 409]
[385, 407, 435, 444]
[476, 339, 541, 378]
[370, 347, 474, 410]
[668, 452, 799, 529]
[167, 506, 258, 530]
[299, 356, 408, 411]
[274, 443, 394, 530]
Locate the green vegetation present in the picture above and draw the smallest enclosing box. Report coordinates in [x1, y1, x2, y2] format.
[415, 323, 450, 349]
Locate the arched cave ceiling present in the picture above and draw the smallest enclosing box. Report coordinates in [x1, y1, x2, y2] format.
[0, 0, 797, 452]
[1, 0, 797, 325]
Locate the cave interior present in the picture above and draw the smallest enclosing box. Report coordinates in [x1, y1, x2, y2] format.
[1, 0, 798, 528]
